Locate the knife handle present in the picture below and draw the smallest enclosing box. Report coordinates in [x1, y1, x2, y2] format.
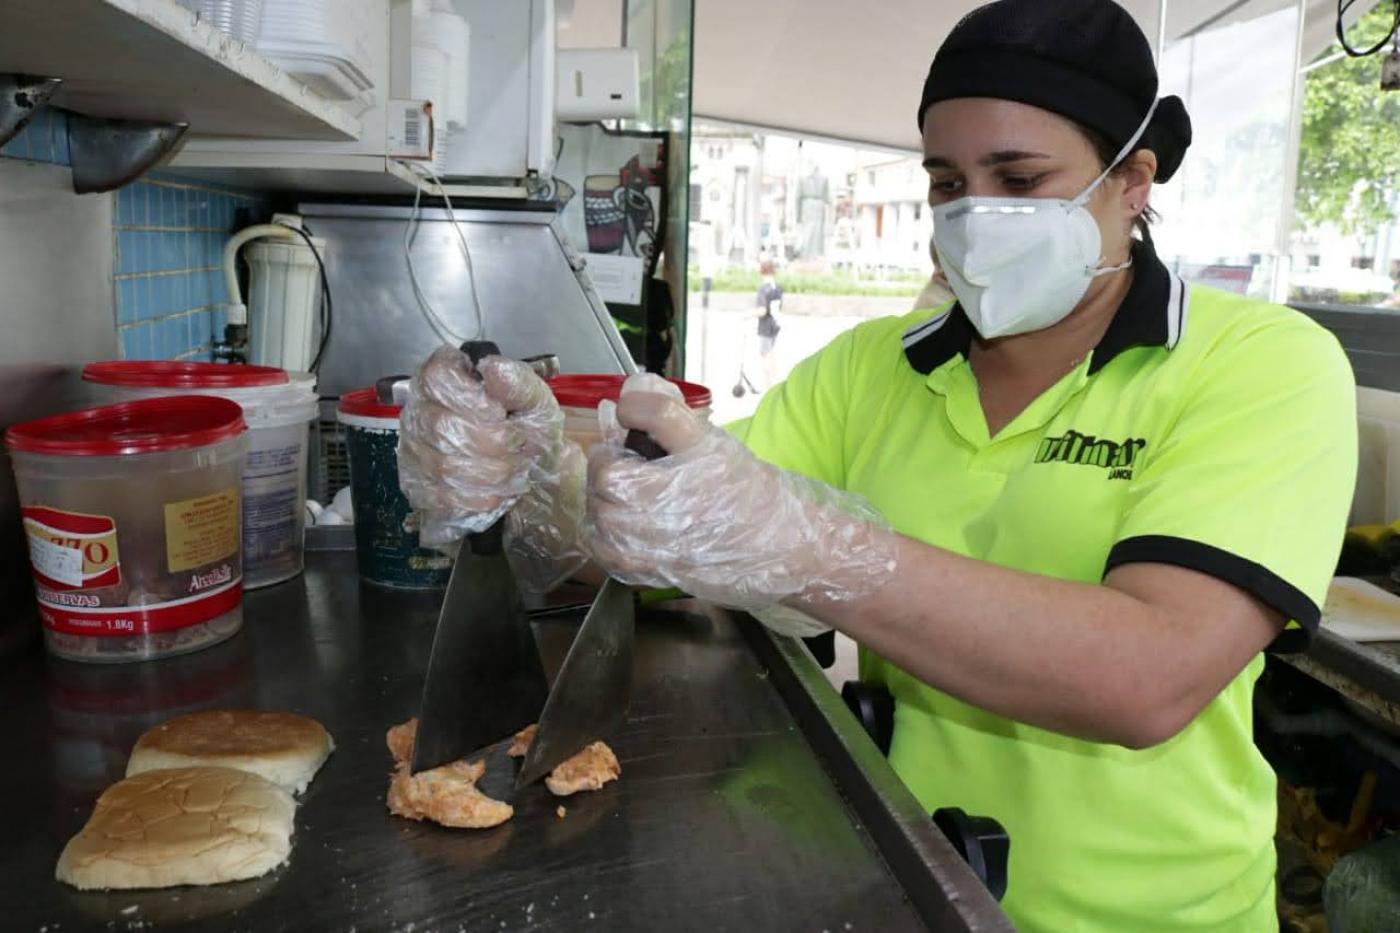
[461, 340, 500, 369]
[467, 518, 506, 555]
[625, 430, 668, 462]
[460, 340, 506, 555]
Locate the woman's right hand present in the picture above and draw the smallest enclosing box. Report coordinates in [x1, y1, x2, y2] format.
[583, 375, 898, 610]
[397, 345, 567, 551]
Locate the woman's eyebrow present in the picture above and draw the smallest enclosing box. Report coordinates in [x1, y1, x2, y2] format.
[921, 150, 1053, 171]
[980, 150, 1052, 166]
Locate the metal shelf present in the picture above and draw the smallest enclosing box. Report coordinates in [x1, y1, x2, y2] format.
[0, 0, 360, 141]
[165, 149, 530, 199]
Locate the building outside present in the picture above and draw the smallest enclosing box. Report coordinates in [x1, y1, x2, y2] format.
[688, 123, 923, 276]
[1290, 216, 1400, 305]
[851, 156, 933, 274]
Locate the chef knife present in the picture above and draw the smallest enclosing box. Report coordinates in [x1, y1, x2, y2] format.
[515, 430, 665, 788]
[410, 341, 551, 775]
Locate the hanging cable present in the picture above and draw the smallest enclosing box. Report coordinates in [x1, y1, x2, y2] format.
[409, 161, 487, 340]
[276, 222, 333, 374]
[401, 169, 468, 346]
[1337, 0, 1400, 57]
[397, 160, 487, 344]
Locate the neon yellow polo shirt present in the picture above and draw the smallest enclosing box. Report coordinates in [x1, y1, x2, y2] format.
[730, 242, 1357, 932]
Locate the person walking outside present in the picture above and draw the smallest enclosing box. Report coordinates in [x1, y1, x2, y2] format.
[755, 260, 783, 389]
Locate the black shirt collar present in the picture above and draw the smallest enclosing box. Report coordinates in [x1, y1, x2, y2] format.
[903, 238, 1184, 376]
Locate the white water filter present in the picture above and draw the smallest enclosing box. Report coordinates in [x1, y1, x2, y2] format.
[243, 237, 325, 372]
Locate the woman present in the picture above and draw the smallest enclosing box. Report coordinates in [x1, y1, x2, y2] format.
[397, 1, 1357, 928]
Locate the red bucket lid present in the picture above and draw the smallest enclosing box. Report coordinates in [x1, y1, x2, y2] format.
[547, 375, 713, 410]
[83, 360, 289, 389]
[5, 396, 246, 456]
[338, 387, 401, 419]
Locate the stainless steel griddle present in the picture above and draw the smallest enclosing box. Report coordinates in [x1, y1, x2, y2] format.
[0, 549, 1010, 932]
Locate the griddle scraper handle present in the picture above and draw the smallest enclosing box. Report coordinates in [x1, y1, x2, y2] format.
[625, 430, 668, 461]
[460, 340, 506, 556]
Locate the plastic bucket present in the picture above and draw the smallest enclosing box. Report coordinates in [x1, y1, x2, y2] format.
[337, 388, 453, 590]
[546, 375, 713, 454]
[83, 362, 319, 589]
[4, 396, 248, 663]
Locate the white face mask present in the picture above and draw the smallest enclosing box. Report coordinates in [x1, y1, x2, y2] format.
[932, 100, 1158, 340]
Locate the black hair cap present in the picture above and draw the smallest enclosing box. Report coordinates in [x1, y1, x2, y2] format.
[917, 0, 1192, 182]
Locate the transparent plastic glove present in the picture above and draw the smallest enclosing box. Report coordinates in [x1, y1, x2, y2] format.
[397, 347, 587, 589]
[584, 375, 898, 611]
[505, 439, 588, 594]
[751, 604, 832, 638]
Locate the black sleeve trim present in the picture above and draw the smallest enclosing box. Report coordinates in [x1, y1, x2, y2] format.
[1104, 535, 1319, 654]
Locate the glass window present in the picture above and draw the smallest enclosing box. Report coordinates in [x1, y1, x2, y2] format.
[1288, 0, 1400, 312]
[621, 0, 694, 374]
[1153, 0, 1303, 300]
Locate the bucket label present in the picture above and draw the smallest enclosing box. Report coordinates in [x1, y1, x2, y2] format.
[34, 577, 242, 637]
[164, 488, 240, 573]
[21, 507, 122, 590]
[21, 504, 240, 638]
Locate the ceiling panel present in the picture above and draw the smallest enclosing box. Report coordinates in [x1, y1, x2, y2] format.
[687, 0, 1362, 150]
[691, 0, 1162, 151]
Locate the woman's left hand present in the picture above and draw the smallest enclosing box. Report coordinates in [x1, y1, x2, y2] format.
[583, 375, 898, 609]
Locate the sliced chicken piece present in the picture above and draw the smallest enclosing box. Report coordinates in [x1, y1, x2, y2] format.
[507, 723, 622, 796]
[544, 741, 621, 797]
[507, 723, 537, 758]
[384, 718, 512, 829]
[386, 759, 514, 829]
[386, 718, 418, 766]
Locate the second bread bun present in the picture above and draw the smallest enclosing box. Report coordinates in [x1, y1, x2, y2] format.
[126, 710, 334, 794]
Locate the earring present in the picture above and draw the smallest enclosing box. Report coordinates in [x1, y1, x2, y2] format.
[1129, 203, 1140, 211]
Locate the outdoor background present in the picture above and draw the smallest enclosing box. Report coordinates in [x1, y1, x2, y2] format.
[683, 2, 1400, 425]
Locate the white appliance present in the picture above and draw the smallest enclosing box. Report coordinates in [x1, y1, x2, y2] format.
[168, 0, 556, 196]
[556, 48, 639, 122]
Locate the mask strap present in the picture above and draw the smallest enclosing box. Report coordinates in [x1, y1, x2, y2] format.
[1072, 98, 1161, 207]
[1091, 255, 1134, 278]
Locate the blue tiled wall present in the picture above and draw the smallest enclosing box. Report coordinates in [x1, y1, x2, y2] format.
[114, 178, 271, 361]
[0, 109, 69, 164]
[2, 110, 273, 361]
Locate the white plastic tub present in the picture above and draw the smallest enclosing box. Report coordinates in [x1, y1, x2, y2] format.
[84, 362, 318, 589]
[5, 397, 248, 663]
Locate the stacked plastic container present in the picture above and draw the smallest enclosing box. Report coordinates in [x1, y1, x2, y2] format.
[83, 363, 318, 590]
[411, 1, 472, 175]
[256, 0, 376, 115]
[179, 1, 264, 44]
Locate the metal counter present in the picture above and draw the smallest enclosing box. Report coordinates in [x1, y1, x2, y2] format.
[0, 551, 1009, 932]
[1275, 630, 1400, 728]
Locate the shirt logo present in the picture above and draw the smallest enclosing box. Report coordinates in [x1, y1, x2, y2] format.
[1034, 430, 1148, 481]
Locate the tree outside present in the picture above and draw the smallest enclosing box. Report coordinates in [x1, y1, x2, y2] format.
[1296, 5, 1400, 237]
[1292, 4, 1400, 307]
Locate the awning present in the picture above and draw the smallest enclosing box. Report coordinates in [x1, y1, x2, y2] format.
[692, 0, 1369, 152]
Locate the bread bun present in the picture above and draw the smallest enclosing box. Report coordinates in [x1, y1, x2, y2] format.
[126, 710, 333, 794]
[56, 767, 295, 890]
